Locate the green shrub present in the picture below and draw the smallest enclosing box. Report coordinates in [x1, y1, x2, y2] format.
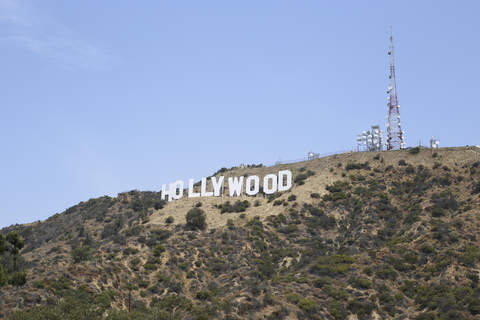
[403, 253, 418, 264]
[195, 290, 213, 300]
[347, 299, 375, 318]
[312, 276, 332, 288]
[346, 162, 370, 170]
[363, 267, 373, 276]
[52, 275, 71, 291]
[130, 257, 141, 266]
[348, 277, 372, 289]
[33, 280, 46, 289]
[375, 264, 398, 280]
[123, 247, 140, 255]
[294, 170, 315, 183]
[256, 258, 276, 280]
[420, 245, 436, 255]
[286, 292, 302, 304]
[277, 213, 286, 223]
[144, 263, 158, 271]
[409, 147, 420, 154]
[153, 244, 166, 257]
[136, 278, 149, 288]
[328, 298, 348, 320]
[458, 245, 480, 267]
[323, 285, 349, 300]
[273, 200, 284, 206]
[165, 216, 174, 224]
[297, 298, 317, 313]
[95, 291, 112, 309]
[311, 255, 354, 276]
[220, 200, 250, 213]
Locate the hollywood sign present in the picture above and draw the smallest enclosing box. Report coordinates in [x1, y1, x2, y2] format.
[162, 170, 292, 201]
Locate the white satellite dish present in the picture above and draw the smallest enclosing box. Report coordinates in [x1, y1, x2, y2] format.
[386, 123, 390, 127]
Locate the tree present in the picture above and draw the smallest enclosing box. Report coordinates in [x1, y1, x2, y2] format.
[0, 232, 24, 256]
[186, 208, 207, 230]
[10, 271, 27, 288]
[0, 232, 26, 288]
[0, 265, 9, 286]
[71, 245, 96, 263]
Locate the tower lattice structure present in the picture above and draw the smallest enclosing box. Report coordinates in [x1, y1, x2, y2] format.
[385, 28, 405, 150]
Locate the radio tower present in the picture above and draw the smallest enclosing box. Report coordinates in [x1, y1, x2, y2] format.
[385, 27, 405, 150]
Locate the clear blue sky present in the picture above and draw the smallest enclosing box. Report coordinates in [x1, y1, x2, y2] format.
[1, 0, 479, 228]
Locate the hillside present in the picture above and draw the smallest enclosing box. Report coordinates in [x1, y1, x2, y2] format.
[1, 146, 480, 319]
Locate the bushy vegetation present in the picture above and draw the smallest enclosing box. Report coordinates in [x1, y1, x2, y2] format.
[294, 168, 315, 184]
[345, 161, 370, 170]
[218, 200, 250, 213]
[2, 150, 480, 319]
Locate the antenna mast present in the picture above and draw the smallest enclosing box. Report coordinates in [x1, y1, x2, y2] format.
[385, 27, 405, 150]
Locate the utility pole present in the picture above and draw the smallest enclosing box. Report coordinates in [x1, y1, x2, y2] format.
[128, 289, 131, 313]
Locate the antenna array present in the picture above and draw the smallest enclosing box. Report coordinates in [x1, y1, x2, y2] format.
[385, 28, 405, 150]
[357, 124, 383, 152]
[430, 136, 440, 150]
